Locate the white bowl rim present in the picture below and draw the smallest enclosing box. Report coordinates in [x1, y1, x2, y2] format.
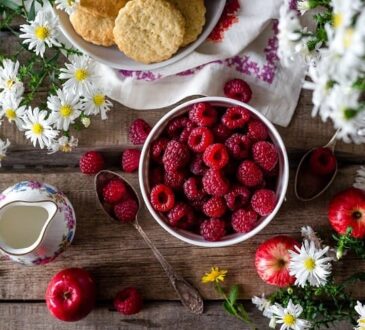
[139, 96, 289, 247]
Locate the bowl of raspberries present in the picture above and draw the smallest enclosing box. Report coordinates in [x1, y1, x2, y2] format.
[139, 97, 289, 247]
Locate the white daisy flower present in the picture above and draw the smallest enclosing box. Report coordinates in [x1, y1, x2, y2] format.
[0, 59, 24, 97]
[48, 135, 78, 154]
[0, 138, 10, 167]
[289, 240, 332, 287]
[269, 300, 311, 330]
[297, 0, 311, 15]
[55, 0, 79, 15]
[355, 301, 365, 330]
[59, 55, 97, 95]
[48, 88, 82, 131]
[19, 10, 61, 58]
[23, 107, 58, 149]
[252, 295, 273, 318]
[0, 95, 26, 129]
[82, 88, 112, 120]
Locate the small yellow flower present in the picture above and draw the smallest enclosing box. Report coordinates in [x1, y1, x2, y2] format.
[202, 267, 227, 284]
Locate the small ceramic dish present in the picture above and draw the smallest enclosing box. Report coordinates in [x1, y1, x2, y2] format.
[55, 0, 226, 70]
[139, 97, 289, 247]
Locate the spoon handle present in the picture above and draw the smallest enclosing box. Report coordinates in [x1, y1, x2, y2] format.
[133, 221, 204, 314]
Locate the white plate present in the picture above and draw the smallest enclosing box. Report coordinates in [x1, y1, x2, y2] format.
[56, 0, 226, 71]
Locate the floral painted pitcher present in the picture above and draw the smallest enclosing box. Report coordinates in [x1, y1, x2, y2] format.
[0, 181, 76, 266]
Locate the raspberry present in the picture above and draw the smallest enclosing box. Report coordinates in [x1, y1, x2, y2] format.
[247, 120, 268, 142]
[121, 149, 141, 173]
[251, 189, 276, 216]
[309, 147, 337, 176]
[200, 218, 226, 241]
[187, 127, 214, 153]
[150, 184, 175, 212]
[190, 154, 208, 176]
[166, 116, 191, 138]
[202, 169, 230, 196]
[252, 141, 278, 171]
[168, 203, 195, 229]
[191, 197, 208, 211]
[189, 102, 217, 127]
[149, 167, 164, 187]
[79, 151, 104, 174]
[231, 208, 258, 233]
[151, 138, 169, 164]
[179, 121, 196, 143]
[203, 143, 229, 169]
[225, 134, 251, 160]
[237, 160, 263, 187]
[224, 186, 251, 211]
[222, 106, 250, 129]
[128, 119, 151, 145]
[103, 179, 127, 204]
[212, 123, 233, 142]
[183, 177, 205, 200]
[163, 140, 190, 172]
[164, 170, 186, 190]
[114, 287, 142, 315]
[203, 196, 226, 217]
[114, 199, 138, 223]
[224, 78, 253, 103]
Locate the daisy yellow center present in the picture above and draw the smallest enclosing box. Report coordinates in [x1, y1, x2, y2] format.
[67, 0, 74, 5]
[304, 257, 316, 271]
[32, 123, 44, 135]
[360, 318, 365, 324]
[5, 108, 16, 120]
[60, 144, 72, 153]
[93, 94, 105, 106]
[60, 105, 73, 118]
[35, 26, 49, 41]
[6, 79, 15, 89]
[333, 13, 343, 28]
[344, 28, 354, 48]
[74, 69, 88, 81]
[283, 314, 296, 326]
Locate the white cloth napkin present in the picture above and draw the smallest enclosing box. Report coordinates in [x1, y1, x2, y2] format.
[95, 0, 306, 126]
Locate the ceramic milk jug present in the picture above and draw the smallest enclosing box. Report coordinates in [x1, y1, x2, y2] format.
[0, 181, 76, 265]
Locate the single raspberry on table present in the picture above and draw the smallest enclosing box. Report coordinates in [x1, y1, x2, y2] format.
[150, 184, 175, 212]
[224, 185, 251, 211]
[212, 123, 233, 142]
[189, 102, 218, 127]
[200, 218, 226, 241]
[252, 141, 278, 172]
[237, 160, 263, 187]
[183, 177, 205, 200]
[150, 138, 169, 164]
[121, 149, 141, 173]
[164, 170, 186, 190]
[128, 119, 151, 145]
[149, 167, 164, 187]
[225, 134, 251, 160]
[114, 287, 142, 315]
[166, 116, 191, 138]
[222, 106, 250, 129]
[190, 154, 208, 176]
[224, 78, 253, 103]
[203, 143, 229, 169]
[251, 189, 276, 216]
[168, 203, 195, 229]
[202, 169, 230, 196]
[309, 147, 337, 176]
[163, 140, 190, 172]
[187, 127, 214, 153]
[231, 208, 258, 233]
[203, 196, 226, 218]
[114, 199, 138, 223]
[103, 179, 127, 204]
[247, 119, 268, 142]
[79, 151, 105, 174]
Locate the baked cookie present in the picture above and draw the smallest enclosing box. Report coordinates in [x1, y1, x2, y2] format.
[168, 0, 206, 46]
[79, 0, 129, 18]
[70, 6, 115, 47]
[113, 0, 186, 64]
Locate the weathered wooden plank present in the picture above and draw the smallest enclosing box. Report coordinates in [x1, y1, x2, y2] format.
[0, 301, 353, 330]
[0, 165, 363, 301]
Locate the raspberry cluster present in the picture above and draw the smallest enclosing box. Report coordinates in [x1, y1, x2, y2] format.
[148, 102, 279, 242]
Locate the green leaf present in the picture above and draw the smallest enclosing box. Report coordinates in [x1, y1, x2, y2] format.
[223, 301, 236, 316]
[1, 0, 19, 10]
[228, 285, 239, 305]
[28, 0, 36, 20]
[236, 303, 250, 321]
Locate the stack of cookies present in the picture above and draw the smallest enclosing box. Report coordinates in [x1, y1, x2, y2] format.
[70, 0, 206, 64]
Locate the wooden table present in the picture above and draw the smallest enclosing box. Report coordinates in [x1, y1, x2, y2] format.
[0, 32, 362, 330]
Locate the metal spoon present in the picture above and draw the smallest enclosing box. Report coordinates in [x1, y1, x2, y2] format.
[95, 170, 204, 314]
[294, 130, 339, 201]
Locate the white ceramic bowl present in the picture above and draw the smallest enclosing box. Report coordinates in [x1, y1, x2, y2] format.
[139, 97, 289, 247]
[55, 0, 226, 70]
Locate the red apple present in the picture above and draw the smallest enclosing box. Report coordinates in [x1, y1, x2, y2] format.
[45, 268, 96, 322]
[255, 235, 299, 287]
[328, 187, 365, 238]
